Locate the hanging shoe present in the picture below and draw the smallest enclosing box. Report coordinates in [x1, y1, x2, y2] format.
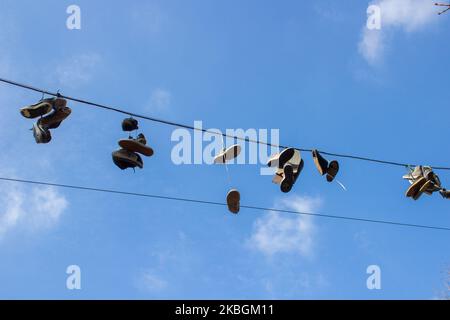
[119, 133, 154, 157]
[20, 98, 54, 119]
[32, 122, 52, 144]
[312, 149, 328, 176]
[112, 149, 143, 170]
[280, 163, 295, 193]
[214, 144, 241, 164]
[424, 172, 442, 195]
[267, 148, 295, 168]
[279, 151, 303, 193]
[272, 168, 284, 184]
[405, 177, 427, 200]
[39, 100, 72, 130]
[226, 189, 240, 214]
[419, 180, 434, 196]
[326, 160, 339, 183]
[403, 166, 427, 182]
[439, 189, 450, 199]
[419, 178, 441, 196]
[122, 118, 139, 132]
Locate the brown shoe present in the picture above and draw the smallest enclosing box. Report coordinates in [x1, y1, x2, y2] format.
[39, 98, 71, 129]
[406, 177, 427, 200]
[112, 149, 143, 170]
[326, 161, 339, 183]
[119, 133, 154, 157]
[419, 180, 435, 196]
[226, 189, 240, 214]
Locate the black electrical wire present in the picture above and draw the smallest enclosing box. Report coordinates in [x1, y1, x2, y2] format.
[0, 176, 449, 232]
[1, 77, 450, 171]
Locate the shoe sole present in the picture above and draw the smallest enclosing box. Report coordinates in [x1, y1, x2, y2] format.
[20, 102, 53, 119]
[40, 107, 72, 129]
[227, 189, 240, 214]
[119, 139, 154, 157]
[326, 161, 339, 182]
[280, 164, 294, 193]
[406, 177, 426, 198]
[112, 151, 143, 169]
[267, 148, 295, 168]
[419, 180, 434, 196]
[214, 145, 241, 164]
[312, 150, 328, 176]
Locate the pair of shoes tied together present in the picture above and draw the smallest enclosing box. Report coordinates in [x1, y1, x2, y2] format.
[403, 166, 444, 200]
[112, 118, 154, 171]
[20, 97, 72, 144]
[214, 144, 242, 214]
[268, 148, 304, 193]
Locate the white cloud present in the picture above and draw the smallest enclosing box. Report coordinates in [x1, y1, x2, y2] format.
[0, 184, 68, 239]
[55, 53, 101, 88]
[247, 196, 321, 257]
[359, 0, 436, 65]
[148, 88, 171, 113]
[140, 270, 168, 292]
[0, 186, 23, 237]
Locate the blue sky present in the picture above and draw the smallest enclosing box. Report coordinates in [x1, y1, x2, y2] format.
[0, 0, 449, 299]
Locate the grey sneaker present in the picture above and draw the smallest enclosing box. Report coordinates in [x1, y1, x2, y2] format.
[214, 144, 241, 164]
[112, 149, 143, 170]
[32, 122, 52, 144]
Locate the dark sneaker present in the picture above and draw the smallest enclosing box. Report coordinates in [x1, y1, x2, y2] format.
[312, 149, 328, 176]
[280, 163, 294, 193]
[119, 133, 154, 157]
[267, 148, 295, 168]
[39, 104, 72, 130]
[32, 122, 52, 144]
[20, 98, 54, 119]
[112, 149, 143, 170]
[326, 160, 339, 183]
[291, 158, 304, 187]
[226, 189, 240, 214]
[122, 118, 139, 132]
[439, 189, 450, 199]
